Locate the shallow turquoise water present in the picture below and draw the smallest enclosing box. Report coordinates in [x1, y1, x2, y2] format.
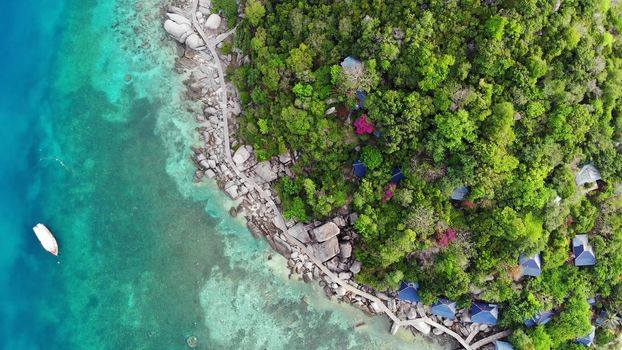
[0, 1, 446, 349]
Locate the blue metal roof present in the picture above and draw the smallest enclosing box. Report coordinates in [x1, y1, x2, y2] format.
[495, 340, 514, 350]
[431, 298, 457, 319]
[355, 89, 367, 109]
[519, 253, 542, 277]
[524, 310, 555, 327]
[451, 186, 469, 200]
[471, 302, 499, 325]
[573, 235, 596, 266]
[575, 326, 595, 346]
[353, 160, 367, 177]
[391, 168, 405, 184]
[398, 281, 421, 303]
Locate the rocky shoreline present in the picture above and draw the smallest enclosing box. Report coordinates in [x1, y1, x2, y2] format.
[163, 1, 507, 349]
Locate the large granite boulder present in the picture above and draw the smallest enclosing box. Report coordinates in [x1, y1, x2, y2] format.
[233, 146, 251, 165]
[412, 319, 431, 335]
[288, 223, 311, 243]
[164, 20, 193, 43]
[253, 161, 278, 184]
[339, 242, 352, 259]
[166, 13, 191, 25]
[185, 33, 205, 50]
[313, 236, 340, 262]
[311, 222, 340, 242]
[204, 14, 221, 30]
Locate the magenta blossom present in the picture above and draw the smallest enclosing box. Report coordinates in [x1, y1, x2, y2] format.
[354, 114, 375, 135]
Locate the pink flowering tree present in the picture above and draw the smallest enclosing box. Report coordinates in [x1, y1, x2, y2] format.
[437, 228, 457, 247]
[354, 114, 375, 135]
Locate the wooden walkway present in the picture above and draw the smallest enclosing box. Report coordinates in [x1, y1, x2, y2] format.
[181, 2, 510, 348]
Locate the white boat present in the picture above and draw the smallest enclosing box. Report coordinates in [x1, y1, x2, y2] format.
[32, 223, 59, 256]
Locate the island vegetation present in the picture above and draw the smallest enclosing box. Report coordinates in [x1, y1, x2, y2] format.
[231, 0, 622, 348]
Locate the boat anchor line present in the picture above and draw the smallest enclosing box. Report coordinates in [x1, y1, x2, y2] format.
[39, 156, 73, 173]
[185, 0, 509, 348]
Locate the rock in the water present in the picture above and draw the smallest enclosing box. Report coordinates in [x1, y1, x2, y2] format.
[412, 320, 431, 335]
[164, 20, 193, 43]
[349, 260, 362, 274]
[312, 236, 340, 262]
[339, 242, 352, 259]
[185, 33, 205, 49]
[167, 13, 191, 25]
[253, 161, 278, 184]
[204, 14, 221, 29]
[233, 146, 251, 165]
[272, 235, 292, 257]
[335, 286, 346, 297]
[186, 335, 198, 348]
[390, 322, 400, 335]
[287, 223, 311, 243]
[369, 301, 383, 314]
[311, 222, 340, 242]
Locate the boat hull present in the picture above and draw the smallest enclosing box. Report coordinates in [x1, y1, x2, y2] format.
[32, 223, 59, 256]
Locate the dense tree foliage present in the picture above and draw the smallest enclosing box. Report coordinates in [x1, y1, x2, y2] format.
[233, 0, 622, 347]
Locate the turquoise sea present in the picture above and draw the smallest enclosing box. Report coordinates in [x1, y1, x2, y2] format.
[0, 1, 446, 349]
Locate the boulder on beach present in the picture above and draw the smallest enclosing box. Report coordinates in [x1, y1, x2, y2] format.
[288, 223, 311, 243]
[253, 161, 278, 184]
[311, 222, 340, 242]
[412, 319, 431, 335]
[185, 33, 205, 50]
[312, 236, 340, 262]
[166, 13, 191, 25]
[205, 14, 221, 30]
[164, 20, 193, 43]
[233, 146, 251, 165]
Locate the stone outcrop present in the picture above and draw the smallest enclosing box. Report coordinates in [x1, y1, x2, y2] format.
[233, 146, 251, 165]
[204, 14, 221, 30]
[312, 236, 340, 262]
[163, 13, 205, 49]
[288, 223, 311, 243]
[311, 222, 340, 242]
[253, 161, 278, 184]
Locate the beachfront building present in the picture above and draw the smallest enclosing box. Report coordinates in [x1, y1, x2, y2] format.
[431, 298, 457, 319]
[573, 235, 596, 266]
[353, 160, 367, 178]
[495, 340, 514, 350]
[575, 326, 596, 347]
[524, 310, 555, 327]
[471, 302, 499, 325]
[520, 253, 542, 277]
[398, 281, 421, 303]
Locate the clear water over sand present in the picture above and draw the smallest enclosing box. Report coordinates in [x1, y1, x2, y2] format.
[0, 1, 446, 349]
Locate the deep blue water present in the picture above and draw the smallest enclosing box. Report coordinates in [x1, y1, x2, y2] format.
[0, 1, 444, 349]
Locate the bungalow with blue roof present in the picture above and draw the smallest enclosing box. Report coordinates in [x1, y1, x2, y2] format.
[524, 310, 554, 327]
[431, 298, 457, 319]
[575, 326, 595, 347]
[520, 253, 542, 277]
[451, 186, 469, 201]
[495, 340, 514, 350]
[471, 302, 499, 325]
[573, 235, 596, 266]
[398, 281, 421, 303]
[353, 160, 367, 178]
[355, 90, 367, 110]
[391, 168, 405, 184]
